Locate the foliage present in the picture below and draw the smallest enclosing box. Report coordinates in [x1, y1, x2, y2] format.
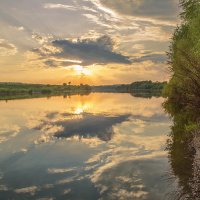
[159, 1, 200, 198]
[164, 0, 200, 117]
[116, 81, 167, 92]
[0, 82, 91, 100]
[92, 81, 166, 96]
[129, 81, 167, 90]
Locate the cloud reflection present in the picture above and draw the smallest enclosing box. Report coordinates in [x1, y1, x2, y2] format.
[0, 94, 172, 199]
[0, 124, 20, 144]
[31, 111, 130, 144]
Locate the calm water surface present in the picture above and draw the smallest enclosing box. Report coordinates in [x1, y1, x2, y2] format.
[0, 93, 175, 200]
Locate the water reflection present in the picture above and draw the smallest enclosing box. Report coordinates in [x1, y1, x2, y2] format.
[0, 93, 172, 200]
[33, 112, 130, 143]
[130, 91, 163, 99]
[167, 114, 200, 200]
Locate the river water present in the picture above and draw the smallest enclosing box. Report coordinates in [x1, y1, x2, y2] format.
[0, 93, 178, 200]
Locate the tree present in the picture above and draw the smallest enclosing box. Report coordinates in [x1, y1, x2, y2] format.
[164, 0, 200, 114]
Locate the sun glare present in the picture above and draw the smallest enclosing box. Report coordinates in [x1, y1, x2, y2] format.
[74, 103, 90, 115]
[73, 65, 92, 76]
[74, 107, 84, 115]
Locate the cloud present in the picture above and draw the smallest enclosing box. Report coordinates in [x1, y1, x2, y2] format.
[133, 53, 167, 63]
[82, 13, 111, 28]
[100, 0, 179, 21]
[44, 3, 76, 11]
[32, 33, 53, 45]
[0, 0, 178, 83]
[33, 35, 131, 67]
[0, 39, 17, 56]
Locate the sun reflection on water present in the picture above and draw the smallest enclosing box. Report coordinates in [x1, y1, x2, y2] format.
[74, 103, 91, 115]
[0, 93, 173, 200]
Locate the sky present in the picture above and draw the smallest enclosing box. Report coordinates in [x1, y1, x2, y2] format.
[0, 0, 180, 85]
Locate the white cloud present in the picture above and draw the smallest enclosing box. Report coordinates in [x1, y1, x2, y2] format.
[44, 3, 76, 11]
[17, 26, 24, 31]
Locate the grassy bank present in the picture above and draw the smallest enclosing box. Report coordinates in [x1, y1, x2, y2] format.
[0, 83, 91, 100]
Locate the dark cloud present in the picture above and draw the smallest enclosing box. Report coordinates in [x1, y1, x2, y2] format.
[133, 53, 167, 63]
[100, 0, 179, 21]
[34, 35, 131, 67]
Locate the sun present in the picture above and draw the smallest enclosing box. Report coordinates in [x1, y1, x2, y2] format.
[74, 65, 83, 72]
[73, 65, 92, 76]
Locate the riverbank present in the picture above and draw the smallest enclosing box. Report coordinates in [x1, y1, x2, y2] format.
[164, 1, 200, 199]
[0, 83, 91, 100]
[0, 81, 166, 100]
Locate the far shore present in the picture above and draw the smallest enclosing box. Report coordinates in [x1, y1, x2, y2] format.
[0, 81, 166, 100]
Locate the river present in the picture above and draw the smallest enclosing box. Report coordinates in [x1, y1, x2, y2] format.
[0, 93, 178, 200]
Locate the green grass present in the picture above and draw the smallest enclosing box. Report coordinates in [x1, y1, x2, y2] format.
[0, 83, 92, 100]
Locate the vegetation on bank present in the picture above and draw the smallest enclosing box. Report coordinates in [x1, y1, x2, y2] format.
[0, 82, 91, 100]
[164, 0, 200, 131]
[158, 2, 200, 198]
[92, 81, 167, 93]
[0, 82, 91, 94]
[117, 81, 167, 92]
[0, 81, 166, 100]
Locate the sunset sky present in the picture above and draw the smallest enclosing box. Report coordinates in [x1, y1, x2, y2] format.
[0, 0, 179, 85]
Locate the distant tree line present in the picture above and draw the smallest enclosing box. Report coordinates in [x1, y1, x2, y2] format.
[116, 81, 167, 92]
[0, 81, 166, 99]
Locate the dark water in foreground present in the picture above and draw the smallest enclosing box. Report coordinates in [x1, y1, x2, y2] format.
[0, 93, 178, 200]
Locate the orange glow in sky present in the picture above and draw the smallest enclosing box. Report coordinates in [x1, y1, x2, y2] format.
[73, 65, 92, 76]
[0, 0, 179, 84]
